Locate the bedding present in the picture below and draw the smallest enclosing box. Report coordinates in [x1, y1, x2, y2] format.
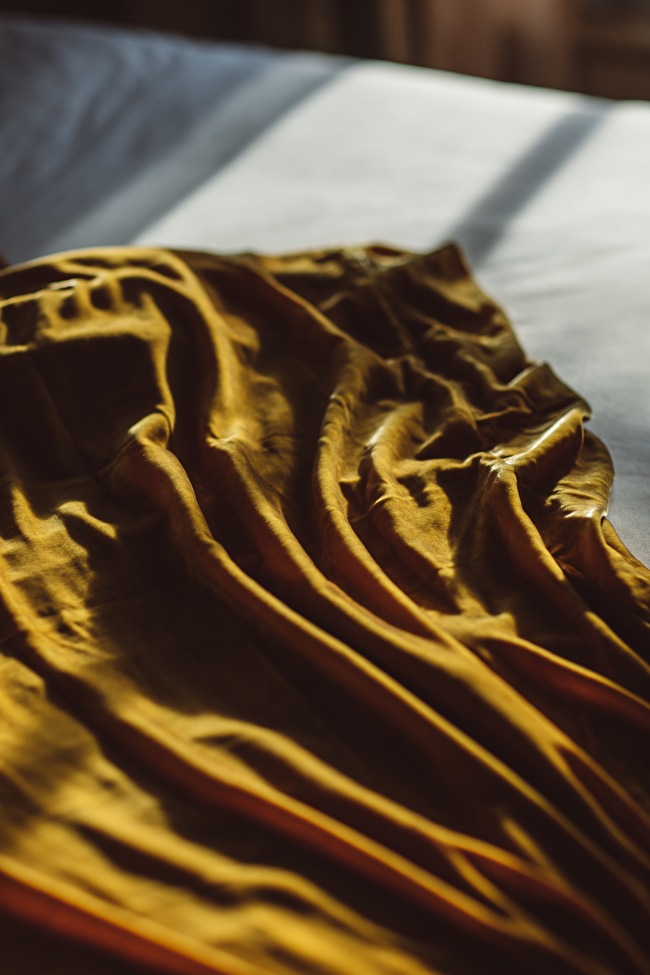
[0, 14, 649, 975]
[1, 240, 648, 975]
[1, 15, 648, 568]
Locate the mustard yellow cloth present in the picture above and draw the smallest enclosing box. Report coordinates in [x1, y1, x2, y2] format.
[0, 244, 648, 975]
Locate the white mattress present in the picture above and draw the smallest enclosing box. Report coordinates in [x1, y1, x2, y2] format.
[1, 16, 648, 566]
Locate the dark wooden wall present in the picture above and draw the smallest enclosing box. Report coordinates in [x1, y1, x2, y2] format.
[3, 1, 650, 99]
[0, 0, 374, 55]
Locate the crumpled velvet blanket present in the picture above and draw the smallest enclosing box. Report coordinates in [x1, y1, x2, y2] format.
[0, 244, 648, 975]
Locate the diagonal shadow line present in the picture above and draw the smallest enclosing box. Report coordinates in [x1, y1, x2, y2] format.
[54, 54, 354, 255]
[7, 33, 352, 261]
[445, 101, 614, 267]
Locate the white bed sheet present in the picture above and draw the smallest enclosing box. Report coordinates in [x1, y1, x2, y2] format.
[0, 16, 347, 262]
[1, 18, 647, 566]
[134, 62, 650, 568]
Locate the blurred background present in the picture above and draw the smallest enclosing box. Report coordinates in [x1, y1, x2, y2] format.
[2, 0, 650, 99]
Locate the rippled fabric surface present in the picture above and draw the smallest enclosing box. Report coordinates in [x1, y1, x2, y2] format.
[0, 244, 648, 975]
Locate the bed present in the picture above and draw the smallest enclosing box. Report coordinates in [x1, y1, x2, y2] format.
[0, 15, 648, 975]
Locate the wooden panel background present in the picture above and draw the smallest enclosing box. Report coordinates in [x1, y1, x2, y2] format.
[128, 0, 579, 89]
[10, 0, 649, 97]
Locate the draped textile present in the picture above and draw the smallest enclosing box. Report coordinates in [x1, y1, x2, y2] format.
[0, 244, 648, 975]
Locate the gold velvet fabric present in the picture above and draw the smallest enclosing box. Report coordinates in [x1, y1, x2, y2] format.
[0, 244, 648, 975]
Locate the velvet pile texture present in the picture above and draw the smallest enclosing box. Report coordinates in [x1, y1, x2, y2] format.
[0, 244, 648, 975]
